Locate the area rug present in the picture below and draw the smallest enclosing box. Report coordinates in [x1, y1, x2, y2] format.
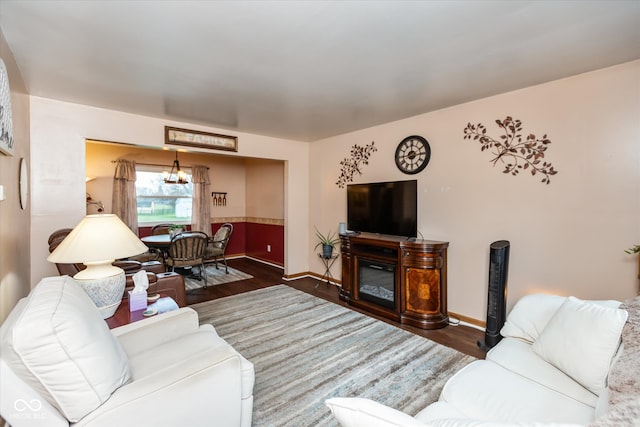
[192, 285, 476, 426]
[183, 265, 253, 290]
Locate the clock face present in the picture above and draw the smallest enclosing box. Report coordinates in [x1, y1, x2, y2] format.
[395, 135, 431, 174]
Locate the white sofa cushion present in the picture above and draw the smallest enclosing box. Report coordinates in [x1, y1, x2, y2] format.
[486, 337, 598, 407]
[326, 398, 586, 427]
[531, 297, 627, 395]
[500, 294, 566, 343]
[500, 294, 621, 344]
[326, 397, 427, 427]
[1, 276, 132, 421]
[438, 360, 595, 424]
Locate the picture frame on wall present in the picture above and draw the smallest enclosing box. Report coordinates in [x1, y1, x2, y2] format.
[164, 126, 238, 152]
[0, 59, 14, 156]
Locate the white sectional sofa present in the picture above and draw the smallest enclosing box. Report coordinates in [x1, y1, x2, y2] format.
[0, 275, 254, 427]
[327, 293, 637, 427]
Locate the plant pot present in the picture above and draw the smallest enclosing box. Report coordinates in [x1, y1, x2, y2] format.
[322, 244, 334, 259]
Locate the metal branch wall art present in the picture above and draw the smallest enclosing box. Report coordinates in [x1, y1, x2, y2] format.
[336, 141, 377, 188]
[463, 116, 558, 185]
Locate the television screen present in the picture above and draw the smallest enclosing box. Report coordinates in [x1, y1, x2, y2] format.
[347, 180, 417, 238]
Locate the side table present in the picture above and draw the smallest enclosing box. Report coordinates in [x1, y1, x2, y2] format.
[317, 252, 340, 287]
[106, 290, 179, 329]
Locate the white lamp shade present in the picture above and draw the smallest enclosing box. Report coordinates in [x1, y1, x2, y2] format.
[47, 214, 148, 264]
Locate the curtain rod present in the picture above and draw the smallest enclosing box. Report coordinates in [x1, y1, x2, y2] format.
[111, 160, 209, 169]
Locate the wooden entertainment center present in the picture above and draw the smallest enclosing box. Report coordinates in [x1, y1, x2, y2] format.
[339, 233, 449, 330]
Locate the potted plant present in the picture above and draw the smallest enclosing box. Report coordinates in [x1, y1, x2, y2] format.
[314, 227, 341, 259]
[169, 224, 185, 238]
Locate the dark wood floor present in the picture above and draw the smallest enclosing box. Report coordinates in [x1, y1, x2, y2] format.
[186, 258, 486, 359]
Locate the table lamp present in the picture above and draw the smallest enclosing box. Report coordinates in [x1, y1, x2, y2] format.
[47, 214, 149, 318]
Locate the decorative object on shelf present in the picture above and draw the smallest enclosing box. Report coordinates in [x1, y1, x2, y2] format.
[336, 141, 377, 188]
[395, 135, 431, 174]
[339, 222, 346, 235]
[19, 158, 27, 209]
[165, 126, 238, 152]
[46, 214, 149, 319]
[168, 224, 185, 238]
[0, 59, 14, 156]
[212, 191, 227, 206]
[86, 192, 104, 213]
[163, 151, 189, 184]
[463, 116, 558, 185]
[314, 227, 341, 259]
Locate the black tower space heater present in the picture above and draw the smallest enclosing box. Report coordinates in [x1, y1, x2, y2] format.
[477, 240, 510, 352]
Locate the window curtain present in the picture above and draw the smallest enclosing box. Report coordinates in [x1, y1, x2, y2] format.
[112, 159, 139, 234]
[191, 165, 211, 235]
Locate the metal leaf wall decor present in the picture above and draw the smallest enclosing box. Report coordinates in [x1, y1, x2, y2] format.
[463, 116, 558, 185]
[336, 141, 377, 188]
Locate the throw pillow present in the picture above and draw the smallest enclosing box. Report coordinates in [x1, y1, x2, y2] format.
[325, 397, 426, 427]
[6, 276, 132, 421]
[500, 294, 566, 343]
[531, 296, 627, 395]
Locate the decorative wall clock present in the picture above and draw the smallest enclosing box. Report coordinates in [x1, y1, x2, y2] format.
[0, 59, 14, 156]
[395, 135, 431, 174]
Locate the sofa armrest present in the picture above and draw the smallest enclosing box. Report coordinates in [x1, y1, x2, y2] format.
[75, 346, 243, 427]
[154, 272, 186, 307]
[111, 308, 200, 356]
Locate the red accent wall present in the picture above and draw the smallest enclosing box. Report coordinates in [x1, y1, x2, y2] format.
[209, 222, 246, 255]
[139, 221, 284, 265]
[245, 222, 284, 265]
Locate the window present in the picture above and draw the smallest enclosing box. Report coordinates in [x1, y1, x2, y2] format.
[135, 166, 193, 225]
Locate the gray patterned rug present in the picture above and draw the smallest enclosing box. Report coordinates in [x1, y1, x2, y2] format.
[182, 265, 253, 290]
[192, 285, 476, 426]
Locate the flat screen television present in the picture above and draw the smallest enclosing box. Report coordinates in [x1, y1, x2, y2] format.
[347, 180, 417, 238]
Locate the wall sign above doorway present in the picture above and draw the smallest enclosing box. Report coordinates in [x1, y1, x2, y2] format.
[165, 126, 238, 152]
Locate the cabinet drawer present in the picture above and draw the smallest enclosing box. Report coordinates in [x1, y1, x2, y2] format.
[401, 250, 442, 268]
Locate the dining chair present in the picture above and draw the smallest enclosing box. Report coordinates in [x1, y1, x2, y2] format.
[151, 223, 174, 235]
[165, 231, 209, 285]
[204, 223, 233, 274]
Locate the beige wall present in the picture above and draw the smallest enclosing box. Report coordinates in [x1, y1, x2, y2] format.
[12, 57, 640, 324]
[246, 158, 284, 220]
[0, 32, 31, 324]
[86, 142, 284, 223]
[310, 61, 640, 322]
[29, 99, 310, 287]
[85, 141, 251, 220]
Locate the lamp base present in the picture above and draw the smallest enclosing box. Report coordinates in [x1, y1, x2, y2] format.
[73, 265, 126, 319]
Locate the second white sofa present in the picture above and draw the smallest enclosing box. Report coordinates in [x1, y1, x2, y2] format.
[327, 293, 631, 427]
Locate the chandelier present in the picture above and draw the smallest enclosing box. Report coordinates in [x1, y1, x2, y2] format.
[163, 151, 188, 184]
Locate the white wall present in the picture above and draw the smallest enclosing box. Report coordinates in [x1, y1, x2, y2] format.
[310, 61, 640, 322]
[29, 100, 310, 286]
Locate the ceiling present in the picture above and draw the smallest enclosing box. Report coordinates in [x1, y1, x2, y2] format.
[1, 1, 639, 142]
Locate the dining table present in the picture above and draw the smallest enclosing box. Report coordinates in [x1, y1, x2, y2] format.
[141, 234, 173, 263]
[141, 234, 172, 250]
